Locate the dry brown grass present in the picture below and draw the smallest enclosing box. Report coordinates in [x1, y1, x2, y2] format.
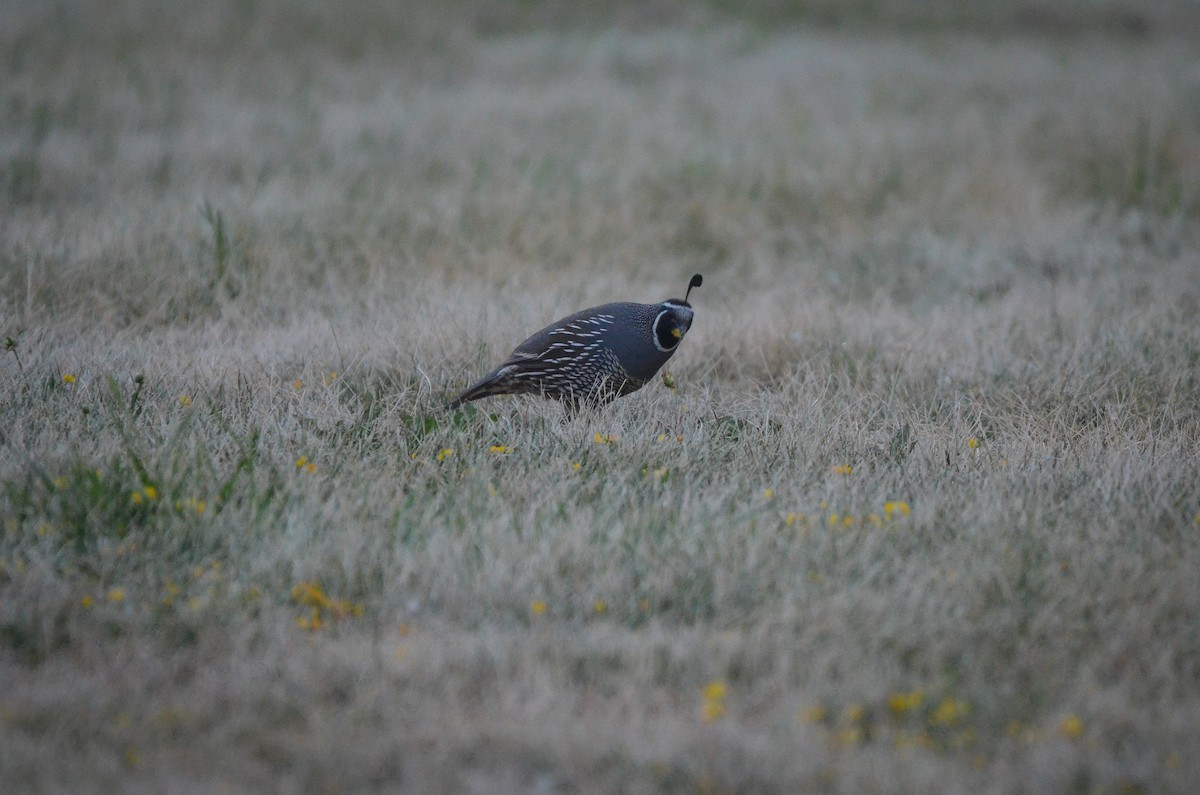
[3, 2, 1200, 792]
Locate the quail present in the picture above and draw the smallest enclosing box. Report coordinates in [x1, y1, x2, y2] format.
[449, 274, 703, 413]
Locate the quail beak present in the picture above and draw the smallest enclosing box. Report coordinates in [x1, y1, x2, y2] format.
[671, 327, 684, 339]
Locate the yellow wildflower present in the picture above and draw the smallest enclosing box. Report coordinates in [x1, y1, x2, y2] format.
[296, 609, 323, 631]
[436, 448, 454, 463]
[81, 595, 95, 608]
[593, 433, 615, 445]
[968, 437, 979, 449]
[930, 697, 968, 727]
[764, 488, 774, 500]
[833, 464, 853, 475]
[488, 445, 513, 455]
[179, 394, 192, 406]
[1057, 714, 1083, 739]
[292, 581, 333, 609]
[62, 373, 76, 384]
[593, 600, 607, 615]
[107, 588, 126, 603]
[884, 501, 911, 518]
[571, 462, 581, 472]
[844, 703, 865, 723]
[292, 379, 302, 390]
[143, 485, 157, 501]
[702, 681, 727, 722]
[530, 600, 547, 616]
[888, 690, 924, 717]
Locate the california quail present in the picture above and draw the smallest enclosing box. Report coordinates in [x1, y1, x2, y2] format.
[449, 274, 703, 413]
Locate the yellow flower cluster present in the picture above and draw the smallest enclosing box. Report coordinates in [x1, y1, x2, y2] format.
[488, 445, 513, 455]
[530, 600, 547, 616]
[294, 456, 317, 474]
[436, 448, 454, 463]
[803, 691, 975, 751]
[292, 581, 363, 631]
[131, 485, 158, 505]
[593, 433, 615, 445]
[62, 373, 76, 384]
[832, 464, 853, 475]
[785, 501, 911, 531]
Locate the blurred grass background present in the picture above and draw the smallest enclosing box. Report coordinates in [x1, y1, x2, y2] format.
[2, 1, 1200, 793]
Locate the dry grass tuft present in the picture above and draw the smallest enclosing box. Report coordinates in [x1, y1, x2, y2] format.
[3, 2, 1199, 792]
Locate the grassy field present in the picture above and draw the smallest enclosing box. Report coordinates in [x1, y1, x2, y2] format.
[3, 1, 1200, 792]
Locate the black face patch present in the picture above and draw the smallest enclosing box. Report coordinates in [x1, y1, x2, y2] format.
[653, 307, 691, 352]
